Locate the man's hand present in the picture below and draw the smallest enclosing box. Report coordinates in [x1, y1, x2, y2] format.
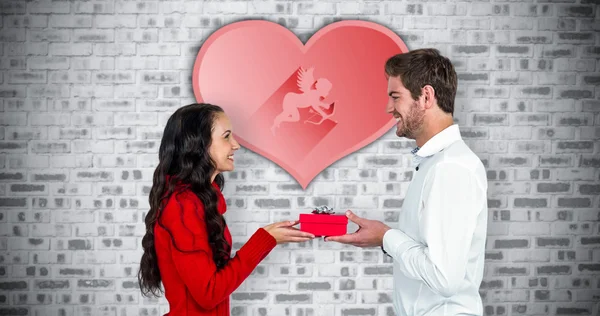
[325, 210, 391, 247]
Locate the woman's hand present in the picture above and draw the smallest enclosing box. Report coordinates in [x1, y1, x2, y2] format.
[263, 221, 315, 244]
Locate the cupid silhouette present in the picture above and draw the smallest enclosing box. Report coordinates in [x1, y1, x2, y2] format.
[271, 67, 336, 135]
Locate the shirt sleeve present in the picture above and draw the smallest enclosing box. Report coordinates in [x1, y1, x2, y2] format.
[382, 162, 485, 297]
[160, 192, 277, 310]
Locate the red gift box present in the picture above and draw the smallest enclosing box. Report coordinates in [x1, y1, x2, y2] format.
[299, 213, 348, 237]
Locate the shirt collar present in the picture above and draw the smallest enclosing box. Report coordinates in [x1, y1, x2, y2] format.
[413, 124, 462, 158]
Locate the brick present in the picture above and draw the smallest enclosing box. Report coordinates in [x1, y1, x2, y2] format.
[387, 3, 422, 15]
[469, 86, 509, 98]
[493, 72, 532, 85]
[512, 304, 550, 316]
[536, 237, 571, 248]
[93, 43, 136, 56]
[579, 155, 600, 168]
[466, 140, 508, 154]
[513, 4, 553, 17]
[405, 17, 446, 29]
[5, 99, 47, 112]
[537, 265, 572, 275]
[537, 183, 571, 193]
[556, 198, 592, 208]
[116, 57, 159, 70]
[539, 155, 573, 167]
[93, 99, 135, 112]
[556, 87, 595, 99]
[554, 277, 593, 290]
[425, 30, 467, 44]
[9, 238, 50, 250]
[71, 57, 114, 70]
[115, 85, 157, 98]
[459, 127, 489, 140]
[555, 304, 597, 316]
[49, 71, 91, 84]
[557, 5, 596, 17]
[452, 45, 489, 56]
[249, 2, 292, 14]
[578, 184, 600, 195]
[468, 58, 511, 71]
[556, 249, 593, 262]
[297, 2, 335, 15]
[555, 58, 597, 72]
[555, 141, 594, 153]
[29, 29, 70, 42]
[580, 235, 600, 249]
[480, 279, 505, 289]
[488, 290, 530, 302]
[534, 290, 572, 302]
[536, 127, 576, 139]
[512, 114, 550, 126]
[537, 73, 577, 85]
[555, 169, 596, 181]
[536, 45, 576, 58]
[75, 1, 115, 14]
[338, 2, 380, 15]
[580, 18, 600, 31]
[556, 32, 595, 44]
[493, 18, 534, 30]
[48, 127, 91, 140]
[0, 87, 26, 98]
[575, 290, 600, 302]
[513, 86, 552, 98]
[93, 71, 135, 84]
[583, 100, 600, 112]
[0, 29, 25, 42]
[0, 2, 27, 14]
[470, 4, 510, 16]
[510, 141, 549, 153]
[451, 18, 491, 30]
[494, 239, 529, 249]
[556, 113, 592, 126]
[536, 210, 574, 222]
[514, 198, 548, 208]
[28, 84, 70, 98]
[50, 43, 92, 56]
[487, 170, 509, 181]
[492, 156, 532, 168]
[512, 277, 549, 289]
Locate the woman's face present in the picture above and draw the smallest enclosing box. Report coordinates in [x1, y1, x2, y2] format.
[209, 113, 240, 177]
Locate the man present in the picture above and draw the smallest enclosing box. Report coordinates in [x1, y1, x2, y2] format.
[326, 48, 488, 316]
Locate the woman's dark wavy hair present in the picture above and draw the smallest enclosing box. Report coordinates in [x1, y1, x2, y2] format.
[138, 103, 231, 297]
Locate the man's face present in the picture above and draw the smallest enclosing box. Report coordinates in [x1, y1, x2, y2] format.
[386, 76, 425, 139]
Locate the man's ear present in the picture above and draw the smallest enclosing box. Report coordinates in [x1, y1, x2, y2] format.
[422, 85, 436, 109]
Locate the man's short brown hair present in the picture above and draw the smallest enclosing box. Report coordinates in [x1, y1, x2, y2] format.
[385, 48, 457, 115]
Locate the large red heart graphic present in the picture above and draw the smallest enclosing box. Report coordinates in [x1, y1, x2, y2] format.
[193, 20, 408, 188]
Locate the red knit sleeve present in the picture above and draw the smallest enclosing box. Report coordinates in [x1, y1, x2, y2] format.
[159, 191, 276, 310]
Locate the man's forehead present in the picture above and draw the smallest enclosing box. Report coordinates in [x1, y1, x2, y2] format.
[387, 76, 404, 90]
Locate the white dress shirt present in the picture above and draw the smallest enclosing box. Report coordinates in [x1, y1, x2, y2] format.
[383, 124, 488, 316]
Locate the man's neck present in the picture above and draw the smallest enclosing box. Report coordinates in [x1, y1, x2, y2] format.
[414, 116, 454, 148]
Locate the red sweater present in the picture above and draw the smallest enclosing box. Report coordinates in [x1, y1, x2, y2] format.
[154, 182, 277, 315]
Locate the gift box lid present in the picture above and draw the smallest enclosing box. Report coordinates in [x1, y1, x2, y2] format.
[299, 213, 347, 224]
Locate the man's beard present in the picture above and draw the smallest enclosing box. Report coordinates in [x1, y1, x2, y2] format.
[396, 101, 425, 139]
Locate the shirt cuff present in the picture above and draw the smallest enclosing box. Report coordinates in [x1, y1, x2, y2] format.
[382, 229, 416, 259]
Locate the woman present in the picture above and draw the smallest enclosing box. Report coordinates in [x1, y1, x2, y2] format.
[138, 103, 314, 315]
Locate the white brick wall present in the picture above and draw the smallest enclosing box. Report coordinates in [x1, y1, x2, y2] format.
[0, 0, 599, 315]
